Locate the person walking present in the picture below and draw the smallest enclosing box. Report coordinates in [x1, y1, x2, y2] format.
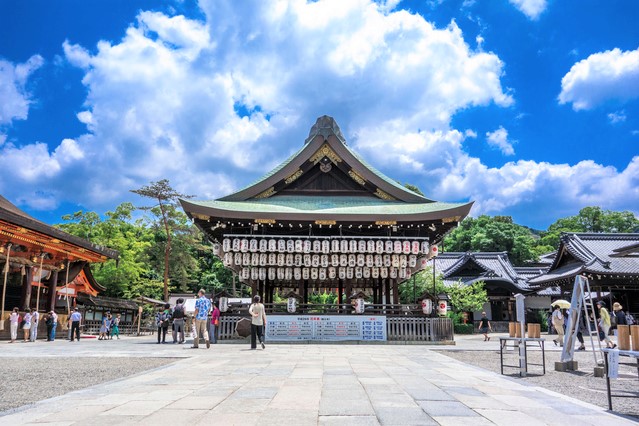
[575, 312, 588, 350]
[209, 302, 220, 344]
[249, 295, 267, 350]
[22, 308, 32, 342]
[29, 309, 40, 342]
[69, 307, 82, 341]
[156, 304, 171, 344]
[9, 307, 20, 343]
[49, 311, 58, 341]
[597, 301, 615, 349]
[612, 302, 627, 328]
[111, 313, 121, 339]
[99, 313, 111, 340]
[171, 298, 186, 344]
[478, 311, 492, 341]
[192, 289, 211, 349]
[551, 305, 564, 346]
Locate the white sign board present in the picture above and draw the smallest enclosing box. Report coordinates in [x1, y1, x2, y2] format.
[265, 315, 387, 342]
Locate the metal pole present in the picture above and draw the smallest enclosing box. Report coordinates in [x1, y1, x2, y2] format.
[0, 244, 12, 331]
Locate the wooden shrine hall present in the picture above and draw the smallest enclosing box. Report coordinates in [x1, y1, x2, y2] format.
[181, 116, 473, 310]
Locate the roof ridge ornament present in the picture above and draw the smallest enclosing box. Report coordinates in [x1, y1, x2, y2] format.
[304, 115, 346, 145]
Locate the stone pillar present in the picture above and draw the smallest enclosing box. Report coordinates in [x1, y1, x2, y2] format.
[47, 270, 58, 312]
[20, 266, 33, 310]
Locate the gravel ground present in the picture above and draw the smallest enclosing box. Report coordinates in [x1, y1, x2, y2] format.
[441, 348, 639, 419]
[0, 357, 178, 413]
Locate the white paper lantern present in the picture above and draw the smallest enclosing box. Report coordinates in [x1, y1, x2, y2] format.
[375, 255, 383, 267]
[380, 267, 388, 279]
[223, 252, 233, 266]
[340, 240, 349, 253]
[376, 240, 384, 254]
[249, 239, 258, 252]
[286, 254, 294, 266]
[399, 255, 407, 268]
[421, 241, 429, 254]
[251, 253, 259, 266]
[338, 268, 346, 279]
[241, 239, 249, 253]
[268, 267, 276, 280]
[259, 268, 266, 280]
[268, 253, 277, 265]
[259, 239, 268, 253]
[366, 255, 374, 267]
[294, 254, 302, 267]
[287, 240, 295, 253]
[358, 240, 366, 253]
[385, 241, 394, 254]
[372, 267, 379, 278]
[233, 238, 241, 252]
[213, 243, 221, 256]
[422, 298, 433, 315]
[390, 267, 398, 279]
[320, 255, 329, 268]
[391, 254, 399, 267]
[311, 268, 318, 280]
[346, 267, 354, 279]
[408, 255, 417, 268]
[393, 241, 402, 254]
[294, 268, 301, 280]
[357, 254, 365, 267]
[241, 267, 250, 279]
[251, 268, 259, 280]
[402, 241, 411, 254]
[322, 240, 330, 254]
[268, 239, 277, 252]
[312, 255, 320, 268]
[287, 297, 298, 313]
[383, 255, 391, 267]
[277, 253, 285, 266]
[295, 239, 303, 253]
[304, 240, 312, 253]
[278, 239, 286, 252]
[243, 253, 250, 266]
[406, 269, 412, 279]
[411, 241, 420, 255]
[219, 296, 229, 313]
[302, 268, 310, 280]
[304, 254, 311, 267]
[313, 240, 321, 253]
[331, 240, 340, 253]
[354, 297, 365, 314]
[355, 267, 363, 279]
[277, 268, 285, 280]
[223, 238, 231, 252]
[367, 240, 375, 253]
[328, 267, 336, 279]
[234, 253, 242, 266]
[363, 267, 370, 279]
[348, 254, 356, 267]
[285, 268, 292, 280]
[340, 254, 348, 267]
[319, 268, 327, 280]
[399, 268, 406, 279]
[331, 254, 339, 267]
[420, 257, 428, 268]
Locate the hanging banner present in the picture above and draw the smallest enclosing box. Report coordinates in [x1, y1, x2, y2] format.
[265, 315, 387, 341]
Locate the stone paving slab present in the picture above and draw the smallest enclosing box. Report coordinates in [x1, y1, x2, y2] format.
[0, 338, 637, 425]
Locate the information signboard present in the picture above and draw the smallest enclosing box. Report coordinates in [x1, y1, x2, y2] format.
[265, 315, 387, 342]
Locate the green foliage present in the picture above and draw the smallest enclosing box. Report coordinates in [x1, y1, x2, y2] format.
[403, 183, 425, 196]
[398, 266, 446, 304]
[308, 291, 338, 305]
[445, 281, 488, 314]
[453, 323, 475, 334]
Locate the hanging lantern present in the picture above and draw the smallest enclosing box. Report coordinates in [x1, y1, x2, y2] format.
[367, 240, 375, 253]
[372, 267, 379, 279]
[213, 243, 221, 256]
[234, 253, 242, 265]
[338, 267, 346, 279]
[241, 267, 250, 279]
[241, 239, 249, 253]
[328, 267, 336, 279]
[313, 240, 321, 253]
[319, 268, 327, 280]
[390, 267, 398, 279]
[287, 240, 295, 253]
[366, 255, 374, 267]
[294, 254, 302, 266]
[322, 240, 330, 254]
[302, 254, 310, 267]
[278, 239, 286, 252]
[380, 267, 388, 278]
[408, 255, 417, 268]
[363, 267, 370, 279]
[399, 255, 407, 268]
[346, 267, 354, 279]
[243, 253, 251, 266]
[249, 239, 258, 252]
[223, 238, 231, 252]
[394, 241, 402, 254]
[391, 255, 399, 267]
[421, 299, 433, 315]
[259, 239, 268, 253]
[259, 268, 266, 280]
[286, 254, 294, 266]
[399, 268, 406, 279]
[349, 240, 358, 253]
[357, 254, 365, 267]
[429, 245, 439, 258]
[268, 253, 277, 265]
[251, 268, 259, 280]
[311, 255, 320, 268]
[355, 267, 363, 279]
[219, 295, 229, 313]
[233, 238, 241, 252]
[348, 254, 356, 267]
[259, 253, 267, 266]
[311, 268, 318, 280]
[383, 255, 391, 267]
[285, 268, 292, 280]
[406, 268, 412, 279]
[277, 267, 285, 280]
[402, 241, 411, 254]
[340, 240, 349, 253]
[295, 239, 303, 253]
[331, 254, 339, 267]
[277, 254, 285, 266]
[437, 299, 448, 316]
[340, 254, 348, 267]
[251, 253, 260, 266]
[421, 241, 429, 254]
[294, 267, 302, 280]
[374, 254, 383, 267]
[268, 239, 277, 252]
[385, 240, 394, 254]
[302, 268, 310, 280]
[411, 241, 420, 255]
[268, 268, 276, 280]
[223, 252, 233, 266]
[358, 240, 366, 253]
[420, 257, 428, 268]
[376, 240, 384, 254]
[353, 293, 366, 314]
[287, 294, 299, 313]
[304, 240, 312, 253]
[320, 255, 329, 268]
[331, 240, 340, 253]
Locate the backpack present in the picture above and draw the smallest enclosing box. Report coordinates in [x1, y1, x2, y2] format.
[172, 305, 184, 320]
[626, 314, 635, 326]
[610, 312, 617, 328]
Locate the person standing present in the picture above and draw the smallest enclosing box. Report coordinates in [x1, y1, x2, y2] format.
[69, 307, 82, 341]
[612, 302, 627, 328]
[156, 304, 171, 344]
[30, 309, 40, 342]
[9, 307, 20, 343]
[172, 298, 186, 344]
[111, 313, 121, 339]
[49, 311, 58, 341]
[209, 302, 220, 344]
[45, 313, 54, 341]
[99, 313, 111, 340]
[22, 308, 32, 342]
[192, 289, 211, 349]
[249, 295, 267, 350]
[597, 301, 615, 349]
[551, 305, 564, 347]
[478, 311, 492, 341]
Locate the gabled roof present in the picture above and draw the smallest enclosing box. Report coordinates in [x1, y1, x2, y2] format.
[528, 233, 639, 286]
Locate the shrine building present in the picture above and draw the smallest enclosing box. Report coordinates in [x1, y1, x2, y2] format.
[181, 116, 473, 310]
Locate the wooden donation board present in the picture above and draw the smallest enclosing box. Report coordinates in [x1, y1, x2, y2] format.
[265, 315, 387, 342]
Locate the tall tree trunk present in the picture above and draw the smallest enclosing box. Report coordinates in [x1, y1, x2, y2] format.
[159, 198, 171, 302]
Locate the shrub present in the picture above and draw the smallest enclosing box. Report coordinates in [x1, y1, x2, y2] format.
[454, 323, 474, 334]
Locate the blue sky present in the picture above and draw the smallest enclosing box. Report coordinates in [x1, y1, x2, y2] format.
[1, 0, 638, 230]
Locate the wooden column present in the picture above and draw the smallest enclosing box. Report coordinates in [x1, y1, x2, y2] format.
[47, 270, 58, 312]
[392, 278, 399, 305]
[384, 279, 391, 306]
[258, 280, 265, 301]
[251, 280, 258, 298]
[338, 279, 343, 311]
[20, 266, 33, 310]
[303, 280, 309, 304]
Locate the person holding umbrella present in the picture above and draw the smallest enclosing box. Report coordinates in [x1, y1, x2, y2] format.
[551, 304, 564, 346]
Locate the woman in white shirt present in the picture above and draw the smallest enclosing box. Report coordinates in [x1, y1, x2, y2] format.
[9, 307, 20, 343]
[249, 295, 267, 350]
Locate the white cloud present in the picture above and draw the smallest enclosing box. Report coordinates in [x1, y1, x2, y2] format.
[608, 110, 626, 124]
[559, 47, 639, 110]
[0, 55, 43, 125]
[485, 126, 515, 155]
[508, 0, 547, 20]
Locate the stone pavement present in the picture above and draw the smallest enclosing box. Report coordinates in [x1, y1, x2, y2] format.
[0, 335, 636, 425]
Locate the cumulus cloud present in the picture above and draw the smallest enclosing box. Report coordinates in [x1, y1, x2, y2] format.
[559, 47, 639, 110]
[508, 0, 547, 20]
[608, 110, 626, 124]
[0, 55, 43, 125]
[485, 126, 515, 155]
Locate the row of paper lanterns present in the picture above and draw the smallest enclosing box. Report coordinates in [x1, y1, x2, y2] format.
[219, 238, 429, 255]
[236, 266, 414, 281]
[222, 252, 425, 269]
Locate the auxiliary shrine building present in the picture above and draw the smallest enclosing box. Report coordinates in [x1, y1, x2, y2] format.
[181, 116, 473, 308]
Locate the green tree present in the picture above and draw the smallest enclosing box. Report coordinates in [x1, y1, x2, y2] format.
[398, 266, 446, 304]
[445, 281, 487, 313]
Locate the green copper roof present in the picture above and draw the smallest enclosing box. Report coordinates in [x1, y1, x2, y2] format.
[186, 195, 466, 216]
